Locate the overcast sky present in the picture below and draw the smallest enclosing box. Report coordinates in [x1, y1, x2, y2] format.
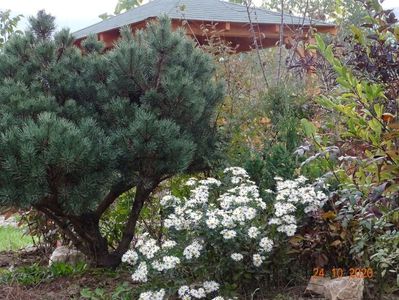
[1, 0, 398, 33]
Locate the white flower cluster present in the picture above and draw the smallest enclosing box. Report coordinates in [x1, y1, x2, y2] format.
[268, 176, 328, 236]
[221, 229, 237, 240]
[131, 261, 148, 283]
[160, 195, 181, 207]
[136, 234, 160, 259]
[248, 226, 259, 238]
[121, 249, 138, 266]
[253, 253, 265, 267]
[178, 281, 220, 299]
[230, 253, 243, 261]
[162, 239, 177, 249]
[152, 256, 180, 271]
[124, 233, 182, 284]
[183, 240, 203, 260]
[123, 167, 275, 299]
[259, 237, 274, 252]
[139, 289, 165, 300]
[161, 168, 272, 266]
[162, 168, 268, 246]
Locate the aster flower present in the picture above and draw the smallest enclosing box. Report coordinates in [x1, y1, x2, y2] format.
[203, 281, 220, 293]
[183, 241, 203, 260]
[248, 226, 260, 238]
[178, 286, 190, 298]
[190, 287, 206, 299]
[230, 253, 244, 261]
[121, 250, 138, 266]
[253, 253, 265, 267]
[221, 229, 237, 240]
[259, 237, 274, 252]
[132, 262, 148, 283]
[139, 289, 165, 300]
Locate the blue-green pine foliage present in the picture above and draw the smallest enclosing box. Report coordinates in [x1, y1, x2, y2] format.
[0, 11, 223, 262]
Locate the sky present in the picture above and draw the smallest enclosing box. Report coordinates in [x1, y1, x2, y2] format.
[1, 0, 398, 33]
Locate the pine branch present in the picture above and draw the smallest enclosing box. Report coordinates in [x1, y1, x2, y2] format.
[114, 181, 157, 256]
[95, 182, 135, 218]
[154, 52, 166, 89]
[35, 204, 89, 255]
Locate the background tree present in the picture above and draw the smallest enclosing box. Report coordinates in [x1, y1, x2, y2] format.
[228, 0, 245, 4]
[0, 10, 23, 49]
[99, 0, 144, 20]
[0, 11, 223, 267]
[263, 0, 367, 27]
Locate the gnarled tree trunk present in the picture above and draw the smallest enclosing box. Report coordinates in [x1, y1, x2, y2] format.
[36, 182, 156, 268]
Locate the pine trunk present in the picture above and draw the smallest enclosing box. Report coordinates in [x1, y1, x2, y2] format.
[65, 183, 155, 268]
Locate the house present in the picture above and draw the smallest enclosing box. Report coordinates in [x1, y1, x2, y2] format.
[73, 0, 336, 52]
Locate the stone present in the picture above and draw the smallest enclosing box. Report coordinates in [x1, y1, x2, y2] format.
[0, 215, 18, 227]
[324, 276, 364, 300]
[305, 276, 364, 300]
[48, 246, 86, 266]
[305, 276, 329, 296]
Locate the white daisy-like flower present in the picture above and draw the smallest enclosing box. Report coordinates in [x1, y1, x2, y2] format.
[162, 239, 177, 249]
[178, 285, 190, 297]
[160, 195, 180, 207]
[161, 255, 180, 270]
[259, 237, 274, 252]
[186, 178, 198, 186]
[199, 178, 222, 186]
[277, 224, 297, 236]
[131, 262, 148, 283]
[248, 226, 259, 238]
[230, 253, 244, 261]
[206, 216, 220, 229]
[183, 240, 203, 260]
[121, 250, 138, 266]
[221, 229, 237, 240]
[203, 281, 220, 293]
[139, 289, 165, 300]
[253, 253, 265, 267]
[190, 287, 206, 299]
[137, 238, 160, 259]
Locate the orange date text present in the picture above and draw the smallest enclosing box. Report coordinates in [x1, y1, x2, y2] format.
[312, 267, 373, 279]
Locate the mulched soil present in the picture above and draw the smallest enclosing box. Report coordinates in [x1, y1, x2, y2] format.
[0, 272, 133, 300]
[0, 247, 48, 269]
[1, 250, 398, 300]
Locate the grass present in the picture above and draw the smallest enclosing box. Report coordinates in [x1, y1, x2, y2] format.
[0, 262, 88, 286]
[0, 226, 33, 252]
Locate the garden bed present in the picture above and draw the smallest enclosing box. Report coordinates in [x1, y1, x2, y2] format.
[0, 249, 134, 300]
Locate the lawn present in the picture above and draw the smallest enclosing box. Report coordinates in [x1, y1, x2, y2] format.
[0, 226, 33, 252]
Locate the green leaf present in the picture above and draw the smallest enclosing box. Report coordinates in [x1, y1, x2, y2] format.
[301, 118, 317, 138]
[368, 119, 382, 137]
[373, 104, 383, 118]
[315, 34, 326, 52]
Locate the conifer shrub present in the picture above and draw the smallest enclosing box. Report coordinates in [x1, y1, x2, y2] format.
[0, 11, 223, 267]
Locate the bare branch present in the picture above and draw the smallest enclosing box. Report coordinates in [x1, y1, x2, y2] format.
[244, 0, 269, 88]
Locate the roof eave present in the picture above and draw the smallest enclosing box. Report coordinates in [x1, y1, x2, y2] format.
[73, 17, 335, 40]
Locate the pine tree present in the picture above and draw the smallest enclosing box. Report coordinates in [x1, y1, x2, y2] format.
[0, 11, 223, 267]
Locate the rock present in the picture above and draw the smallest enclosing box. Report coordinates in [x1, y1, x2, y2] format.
[0, 215, 18, 227]
[324, 277, 364, 300]
[305, 276, 364, 300]
[48, 246, 85, 266]
[20, 245, 39, 254]
[306, 276, 330, 296]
